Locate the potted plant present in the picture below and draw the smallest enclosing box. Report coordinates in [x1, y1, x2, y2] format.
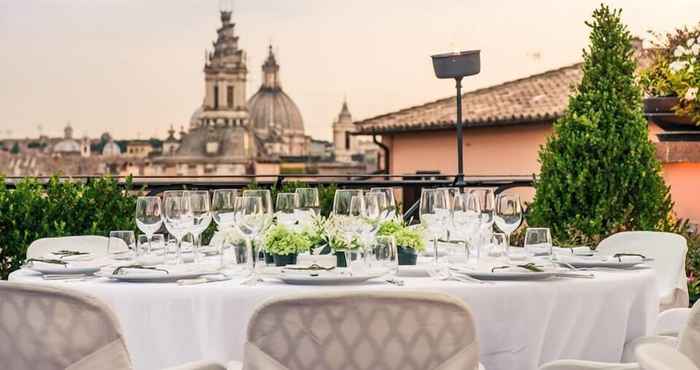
[263, 225, 312, 266]
[639, 23, 700, 131]
[377, 220, 426, 265]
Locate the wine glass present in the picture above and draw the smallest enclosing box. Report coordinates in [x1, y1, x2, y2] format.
[470, 188, 496, 229]
[211, 189, 239, 267]
[295, 187, 320, 218]
[135, 196, 162, 255]
[275, 192, 300, 227]
[370, 187, 397, 220]
[332, 189, 363, 216]
[236, 196, 265, 285]
[242, 189, 273, 260]
[420, 188, 449, 264]
[494, 193, 523, 249]
[524, 228, 552, 260]
[437, 187, 460, 210]
[452, 193, 481, 262]
[189, 190, 212, 263]
[163, 190, 194, 265]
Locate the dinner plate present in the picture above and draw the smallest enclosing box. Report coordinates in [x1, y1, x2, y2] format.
[451, 267, 558, 281]
[556, 256, 651, 269]
[397, 265, 431, 277]
[276, 271, 385, 285]
[97, 267, 219, 283]
[25, 262, 103, 275]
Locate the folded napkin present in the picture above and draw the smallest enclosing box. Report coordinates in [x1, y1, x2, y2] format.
[112, 265, 169, 276]
[296, 254, 336, 268]
[605, 255, 645, 263]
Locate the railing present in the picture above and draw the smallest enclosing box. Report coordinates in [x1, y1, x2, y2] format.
[3, 174, 535, 222]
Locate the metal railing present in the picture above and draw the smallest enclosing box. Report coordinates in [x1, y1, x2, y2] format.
[3, 173, 535, 222]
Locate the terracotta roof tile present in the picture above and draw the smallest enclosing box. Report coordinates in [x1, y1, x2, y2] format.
[354, 63, 583, 134]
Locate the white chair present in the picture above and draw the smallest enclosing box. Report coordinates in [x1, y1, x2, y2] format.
[233, 291, 483, 370]
[26, 235, 117, 259]
[636, 343, 698, 370]
[0, 282, 225, 370]
[596, 231, 689, 311]
[540, 300, 700, 370]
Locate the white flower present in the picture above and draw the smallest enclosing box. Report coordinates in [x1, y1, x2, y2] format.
[685, 87, 698, 101]
[674, 46, 685, 58]
[669, 60, 688, 72]
[687, 38, 696, 48]
[692, 44, 700, 56]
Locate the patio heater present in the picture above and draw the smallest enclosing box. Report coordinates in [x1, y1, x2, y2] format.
[431, 50, 481, 186]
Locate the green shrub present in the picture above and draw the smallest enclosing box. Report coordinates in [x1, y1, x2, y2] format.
[0, 176, 137, 279]
[528, 5, 674, 245]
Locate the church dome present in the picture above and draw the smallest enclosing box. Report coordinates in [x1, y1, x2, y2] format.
[247, 46, 304, 136]
[102, 140, 122, 156]
[53, 139, 80, 153]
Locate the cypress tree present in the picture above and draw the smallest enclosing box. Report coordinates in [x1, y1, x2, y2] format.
[528, 5, 674, 244]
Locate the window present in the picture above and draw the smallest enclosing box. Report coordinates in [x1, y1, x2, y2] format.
[227, 86, 234, 108]
[213, 85, 219, 109]
[345, 133, 350, 150]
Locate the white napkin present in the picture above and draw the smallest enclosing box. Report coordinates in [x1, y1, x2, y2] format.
[47, 252, 94, 262]
[603, 255, 645, 263]
[552, 246, 595, 256]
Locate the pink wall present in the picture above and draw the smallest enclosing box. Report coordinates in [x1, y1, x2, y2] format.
[385, 122, 699, 225]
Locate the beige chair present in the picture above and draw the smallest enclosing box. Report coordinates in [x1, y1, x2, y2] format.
[234, 291, 482, 370]
[0, 282, 225, 370]
[636, 343, 698, 370]
[540, 300, 700, 370]
[596, 231, 689, 311]
[26, 235, 118, 259]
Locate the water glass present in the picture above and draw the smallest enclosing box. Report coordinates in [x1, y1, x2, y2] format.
[108, 230, 135, 258]
[369, 235, 398, 276]
[524, 228, 553, 259]
[164, 235, 179, 265]
[236, 196, 265, 281]
[489, 232, 507, 258]
[494, 193, 523, 248]
[137, 234, 149, 256]
[212, 189, 239, 267]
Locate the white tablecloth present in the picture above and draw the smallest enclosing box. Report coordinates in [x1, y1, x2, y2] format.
[9, 266, 658, 370]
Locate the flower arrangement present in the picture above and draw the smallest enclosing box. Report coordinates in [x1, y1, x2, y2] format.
[263, 224, 313, 256]
[377, 220, 426, 253]
[639, 23, 700, 124]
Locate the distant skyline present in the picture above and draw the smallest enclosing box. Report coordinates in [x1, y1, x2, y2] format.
[1, 0, 699, 141]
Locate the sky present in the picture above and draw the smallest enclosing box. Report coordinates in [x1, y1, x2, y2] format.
[1, 0, 699, 142]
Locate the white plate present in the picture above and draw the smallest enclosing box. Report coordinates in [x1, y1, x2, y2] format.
[557, 256, 651, 269]
[452, 267, 558, 281]
[97, 268, 219, 283]
[276, 271, 384, 285]
[25, 263, 103, 275]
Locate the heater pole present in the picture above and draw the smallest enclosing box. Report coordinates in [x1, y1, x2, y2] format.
[455, 77, 464, 185]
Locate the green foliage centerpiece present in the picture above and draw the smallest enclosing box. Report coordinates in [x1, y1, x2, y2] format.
[263, 224, 313, 266]
[377, 220, 426, 265]
[528, 5, 674, 245]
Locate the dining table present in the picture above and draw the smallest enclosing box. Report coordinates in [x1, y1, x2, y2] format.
[9, 259, 659, 370]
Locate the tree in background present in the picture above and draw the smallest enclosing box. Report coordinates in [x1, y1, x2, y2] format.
[10, 142, 20, 155]
[528, 5, 674, 245]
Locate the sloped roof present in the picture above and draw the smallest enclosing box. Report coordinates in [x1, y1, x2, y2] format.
[354, 63, 583, 134]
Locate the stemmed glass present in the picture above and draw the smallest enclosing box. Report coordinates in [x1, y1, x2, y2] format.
[163, 190, 194, 265]
[370, 187, 397, 220]
[211, 189, 239, 268]
[242, 189, 273, 262]
[295, 187, 320, 219]
[452, 193, 481, 262]
[276, 192, 300, 227]
[332, 189, 364, 246]
[135, 196, 163, 255]
[470, 188, 496, 231]
[189, 190, 212, 263]
[494, 193, 523, 249]
[420, 188, 449, 263]
[235, 196, 265, 285]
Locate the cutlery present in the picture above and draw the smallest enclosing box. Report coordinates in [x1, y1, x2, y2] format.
[385, 278, 405, 286]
